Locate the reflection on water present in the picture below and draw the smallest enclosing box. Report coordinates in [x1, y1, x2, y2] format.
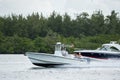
[30, 67, 46, 70]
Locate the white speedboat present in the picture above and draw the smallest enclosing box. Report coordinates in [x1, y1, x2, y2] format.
[26, 42, 87, 67]
[74, 41, 120, 59]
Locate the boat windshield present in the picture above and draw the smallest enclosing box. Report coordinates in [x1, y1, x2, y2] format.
[110, 46, 120, 52]
[99, 46, 108, 51]
[99, 46, 120, 52]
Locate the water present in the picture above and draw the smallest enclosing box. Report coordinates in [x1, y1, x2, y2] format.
[0, 54, 120, 80]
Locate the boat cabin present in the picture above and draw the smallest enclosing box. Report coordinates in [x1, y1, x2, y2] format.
[98, 41, 120, 52]
[54, 42, 68, 56]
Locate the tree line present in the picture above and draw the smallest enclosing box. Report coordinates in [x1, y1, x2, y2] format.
[0, 10, 120, 54]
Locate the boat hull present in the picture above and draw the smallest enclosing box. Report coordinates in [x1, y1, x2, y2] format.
[75, 50, 120, 59]
[26, 52, 84, 67]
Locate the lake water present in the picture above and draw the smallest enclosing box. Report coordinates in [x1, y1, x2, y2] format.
[0, 54, 120, 80]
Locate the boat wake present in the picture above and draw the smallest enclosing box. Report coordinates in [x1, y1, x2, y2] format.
[44, 59, 120, 68]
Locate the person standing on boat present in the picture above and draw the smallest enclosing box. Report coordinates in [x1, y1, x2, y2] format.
[61, 47, 68, 56]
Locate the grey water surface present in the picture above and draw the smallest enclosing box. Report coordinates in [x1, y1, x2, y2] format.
[0, 54, 120, 80]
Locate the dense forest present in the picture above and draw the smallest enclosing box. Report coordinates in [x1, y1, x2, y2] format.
[0, 10, 120, 54]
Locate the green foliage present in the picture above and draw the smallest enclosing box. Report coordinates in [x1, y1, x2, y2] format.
[0, 10, 120, 54]
[34, 37, 48, 53]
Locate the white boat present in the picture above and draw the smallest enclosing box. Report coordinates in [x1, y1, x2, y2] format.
[74, 41, 120, 59]
[26, 42, 87, 67]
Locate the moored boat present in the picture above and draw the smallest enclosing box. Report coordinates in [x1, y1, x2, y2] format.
[74, 41, 120, 59]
